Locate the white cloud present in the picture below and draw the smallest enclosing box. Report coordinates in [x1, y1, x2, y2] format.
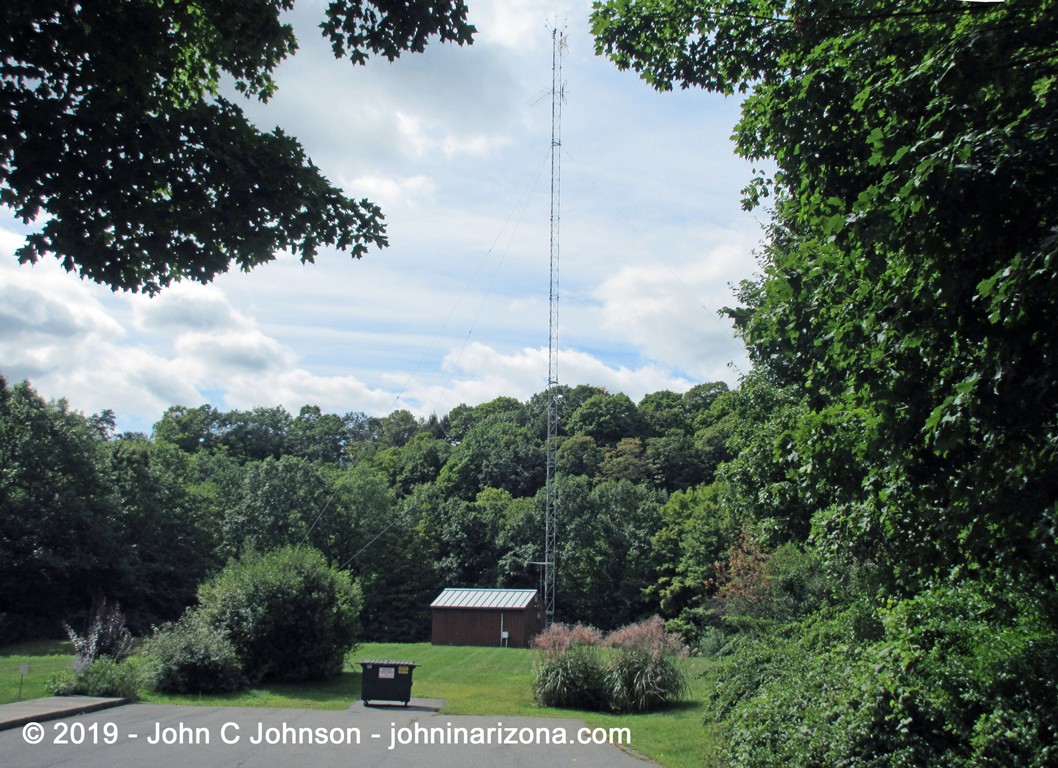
[1, 234, 124, 380]
[0, 235, 206, 421]
[131, 283, 244, 331]
[424, 341, 696, 413]
[592, 228, 754, 381]
[343, 174, 438, 210]
[468, 0, 579, 51]
[175, 329, 295, 378]
[395, 111, 510, 160]
[220, 369, 397, 416]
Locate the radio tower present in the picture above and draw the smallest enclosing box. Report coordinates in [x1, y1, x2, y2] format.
[544, 25, 565, 628]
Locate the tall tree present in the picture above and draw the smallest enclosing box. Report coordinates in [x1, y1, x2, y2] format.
[592, 0, 1058, 589]
[104, 436, 216, 628]
[2, 0, 474, 293]
[0, 376, 116, 638]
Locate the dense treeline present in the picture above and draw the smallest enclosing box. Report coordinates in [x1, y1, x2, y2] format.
[0, 373, 742, 643]
[590, 0, 1058, 765]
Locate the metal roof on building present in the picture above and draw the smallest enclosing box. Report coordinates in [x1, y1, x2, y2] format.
[430, 588, 538, 610]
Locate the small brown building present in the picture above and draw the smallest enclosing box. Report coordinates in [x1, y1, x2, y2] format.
[430, 588, 545, 648]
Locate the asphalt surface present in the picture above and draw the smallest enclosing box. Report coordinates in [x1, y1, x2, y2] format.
[0, 698, 653, 768]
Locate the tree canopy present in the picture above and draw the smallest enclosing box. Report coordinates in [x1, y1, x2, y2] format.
[1, 0, 474, 294]
[590, 3, 1058, 765]
[593, 0, 1058, 588]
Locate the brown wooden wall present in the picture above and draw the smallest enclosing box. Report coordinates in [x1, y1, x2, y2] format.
[431, 599, 545, 648]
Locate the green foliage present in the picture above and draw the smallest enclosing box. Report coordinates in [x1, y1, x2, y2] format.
[0, 376, 116, 632]
[215, 406, 293, 463]
[639, 390, 690, 436]
[146, 615, 245, 695]
[706, 584, 1058, 768]
[532, 642, 607, 710]
[105, 437, 216, 626]
[391, 432, 452, 494]
[47, 657, 143, 700]
[195, 546, 362, 683]
[556, 433, 605, 478]
[599, 437, 655, 484]
[596, 0, 1058, 590]
[433, 487, 526, 588]
[222, 455, 327, 556]
[436, 416, 544, 500]
[567, 392, 643, 445]
[2, 1, 478, 293]
[606, 650, 687, 713]
[309, 463, 395, 564]
[151, 405, 222, 453]
[648, 483, 735, 628]
[556, 477, 667, 628]
[683, 382, 729, 424]
[645, 432, 709, 490]
[352, 484, 437, 642]
[378, 409, 422, 448]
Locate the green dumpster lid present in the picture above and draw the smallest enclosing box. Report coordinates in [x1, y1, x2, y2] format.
[360, 659, 417, 666]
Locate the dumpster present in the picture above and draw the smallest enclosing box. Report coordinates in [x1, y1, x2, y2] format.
[359, 659, 418, 705]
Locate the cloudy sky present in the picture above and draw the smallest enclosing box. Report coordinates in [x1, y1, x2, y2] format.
[0, 0, 768, 434]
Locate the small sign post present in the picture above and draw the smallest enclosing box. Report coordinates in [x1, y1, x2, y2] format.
[18, 663, 28, 701]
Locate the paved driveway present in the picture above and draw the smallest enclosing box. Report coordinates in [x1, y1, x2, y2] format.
[1, 701, 650, 768]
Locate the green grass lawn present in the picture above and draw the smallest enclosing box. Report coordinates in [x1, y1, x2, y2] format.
[0, 640, 76, 704]
[2, 641, 715, 768]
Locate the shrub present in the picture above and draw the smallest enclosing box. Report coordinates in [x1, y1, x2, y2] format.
[146, 615, 245, 694]
[63, 599, 134, 663]
[194, 546, 362, 683]
[532, 642, 606, 710]
[705, 584, 1058, 768]
[606, 649, 688, 712]
[46, 657, 142, 700]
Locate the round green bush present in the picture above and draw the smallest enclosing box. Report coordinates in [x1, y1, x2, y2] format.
[146, 616, 245, 694]
[194, 546, 362, 683]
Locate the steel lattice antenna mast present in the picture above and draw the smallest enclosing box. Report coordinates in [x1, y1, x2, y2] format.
[544, 25, 565, 628]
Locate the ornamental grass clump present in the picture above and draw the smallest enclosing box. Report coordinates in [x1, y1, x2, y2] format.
[605, 649, 687, 712]
[604, 616, 688, 712]
[531, 616, 688, 712]
[531, 641, 606, 710]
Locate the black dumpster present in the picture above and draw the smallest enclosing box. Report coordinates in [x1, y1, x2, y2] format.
[359, 659, 418, 705]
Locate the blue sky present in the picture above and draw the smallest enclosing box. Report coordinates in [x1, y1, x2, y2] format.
[0, 0, 767, 434]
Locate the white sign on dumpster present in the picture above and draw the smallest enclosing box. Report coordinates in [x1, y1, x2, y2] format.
[379, 667, 395, 679]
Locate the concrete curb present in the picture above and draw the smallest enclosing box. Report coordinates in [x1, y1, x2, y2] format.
[0, 696, 129, 732]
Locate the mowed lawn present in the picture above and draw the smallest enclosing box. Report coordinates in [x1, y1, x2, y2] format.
[0, 640, 76, 704]
[2, 641, 716, 768]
